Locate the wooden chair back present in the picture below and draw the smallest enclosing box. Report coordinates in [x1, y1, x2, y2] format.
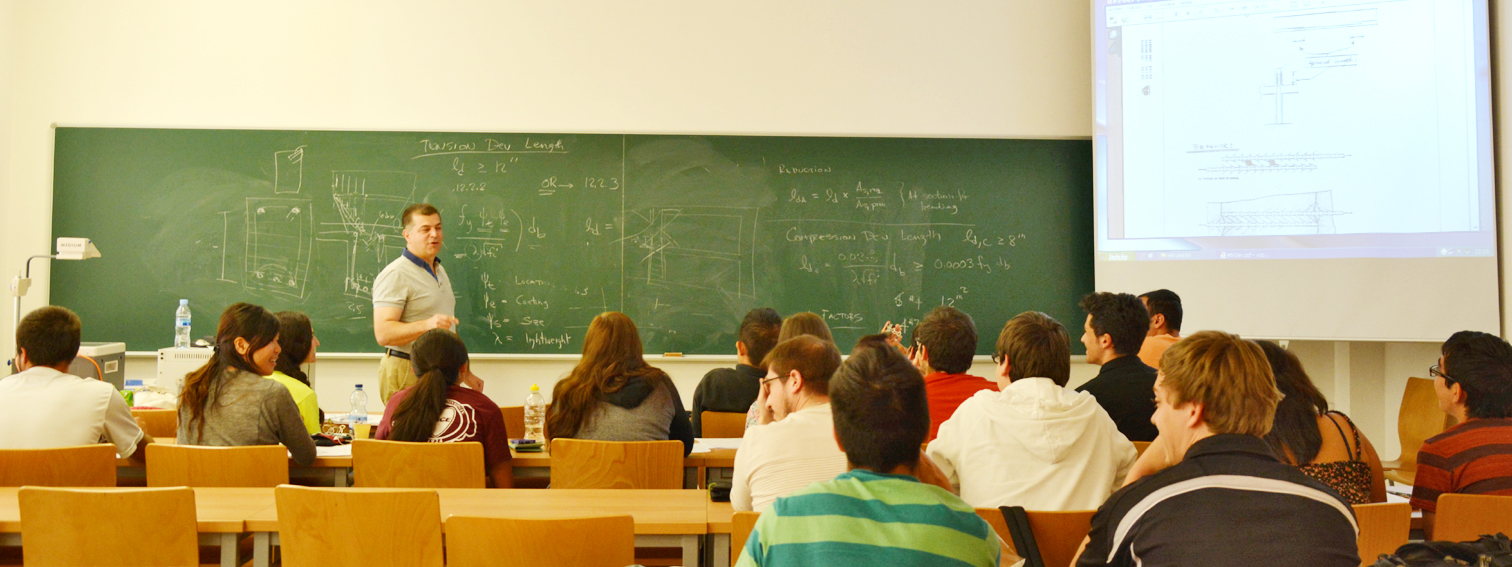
[1434, 493, 1512, 542]
[974, 508, 1018, 563]
[146, 444, 289, 487]
[19, 486, 197, 566]
[701, 411, 747, 438]
[0, 444, 116, 487]
[352, 439, 486, 488]
[275, 485, 443, 567]
[1383, 377, 1456, 471]
[731, 511, 761, 565]
[549, 439, 683, 489]
[1132, 441, 1152, 458]
[447, 515, 634, 567]
[1353, 502, 1410, 565]
[131, 409, 179, 439]
[986, 508, 1096, 567]
[498, 405, 526, 440]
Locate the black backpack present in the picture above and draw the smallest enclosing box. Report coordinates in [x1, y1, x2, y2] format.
[1372, 533, 1512, 567]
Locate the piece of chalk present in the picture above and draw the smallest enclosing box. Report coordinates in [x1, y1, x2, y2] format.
[663, 352, 684, 357]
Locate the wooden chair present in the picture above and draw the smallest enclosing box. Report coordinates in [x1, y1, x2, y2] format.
[447, 515, 634, 567]
[1381, 377, 1456, 485]
[0, 444, 116, 487]
[1433, 493, 1512, 542]
[352, 439, 486, 488]
[274, 485, 443, 567]
[146, 444, 289, 487]
[1132, 441, 1152, 458]
[549, 439, 683, 489]
[19, 486, 198, 566]
[731, 511, 760, 565]
[132, 409, 179, 439]
[1353, 502, 1409, 565]
[499, 405, 526, 439]
[984, 508, 1095, 567]
[701, 411, 747, 438]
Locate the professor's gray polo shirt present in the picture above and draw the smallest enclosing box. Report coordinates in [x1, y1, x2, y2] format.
[372, 249, 455, 354]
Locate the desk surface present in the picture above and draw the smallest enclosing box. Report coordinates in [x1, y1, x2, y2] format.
[709, 500, 735, 533]
[118, 442, 738, 470]
[244, 488, 709, 535]
[0, 487, 272, 533]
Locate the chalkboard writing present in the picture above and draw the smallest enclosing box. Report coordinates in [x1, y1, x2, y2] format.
[51, 129, 1092, 355]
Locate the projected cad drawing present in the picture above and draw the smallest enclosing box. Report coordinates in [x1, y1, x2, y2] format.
[1203, 191, 1349, 236]
[623, 206, 758, 298]
[1200, 151, 1350, 174]
[1262, 9, 1377, 126]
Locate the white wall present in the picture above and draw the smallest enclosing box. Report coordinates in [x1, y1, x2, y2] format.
[4, 1, 1504, 462]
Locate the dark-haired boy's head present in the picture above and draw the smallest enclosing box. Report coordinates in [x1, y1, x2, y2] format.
[911, 306, 978, 374]
[1139, 289, 1183, 336]
[829, 336, 929, 473]
[16, 306, 82, 367]
[1441, 331, 1512, 419]
[1079, 292, 1149, 364]
[738, 308, 783, 369]
[994, 311, 1071, 386]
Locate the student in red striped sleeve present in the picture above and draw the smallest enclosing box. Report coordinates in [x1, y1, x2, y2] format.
[1409, 331, 1512, 538]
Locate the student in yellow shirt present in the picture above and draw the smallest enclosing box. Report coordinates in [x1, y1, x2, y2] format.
[270, 311, 322, 434]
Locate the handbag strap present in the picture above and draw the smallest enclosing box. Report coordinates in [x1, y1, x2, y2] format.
[1000, 505, 1045, 567]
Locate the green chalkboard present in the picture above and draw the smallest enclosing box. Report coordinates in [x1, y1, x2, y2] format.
[51, 128, 1092, 355]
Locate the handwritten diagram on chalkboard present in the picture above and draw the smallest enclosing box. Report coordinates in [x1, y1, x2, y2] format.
[51, 129, 1093, 354]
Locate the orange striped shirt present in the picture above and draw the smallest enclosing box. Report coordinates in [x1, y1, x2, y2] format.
[1409, 418, 1512, 513]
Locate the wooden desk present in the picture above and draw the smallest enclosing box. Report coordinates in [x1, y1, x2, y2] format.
[0, 486, 273, 567]
[244, 488, 710, 567]
[708, 500, 736, 567]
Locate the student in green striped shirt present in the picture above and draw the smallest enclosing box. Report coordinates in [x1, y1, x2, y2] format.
[737, 336, 1000, 567]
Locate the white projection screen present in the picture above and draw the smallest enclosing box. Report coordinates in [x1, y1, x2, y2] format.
[1092, 0, 1500, 341]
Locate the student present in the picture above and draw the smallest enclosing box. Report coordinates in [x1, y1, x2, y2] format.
[0, 306, 152, 460]
[737, 337, 999, 567]
[746, 312, 836, 428]
[1075, 331, 1358, 567]
[375, 329, 512, 488]
[692, 307, 782, 436]
[177, 302, 316, 466]
[1075, 292, 1159, 441]
[909, 306, 997, 441]
[1257, 340, 1385, 505]
[928, 311, 1136, 510]
[731, 335, 847, 512]
[546, 312, 694, 455]
[271, 311, 322, 434]
[1136, 289, 1182, 370]
[1410, 330, 1512, 537]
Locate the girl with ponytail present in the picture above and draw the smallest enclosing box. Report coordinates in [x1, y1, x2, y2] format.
[177, 302, 317, 466]
[375, 329, 513, 488]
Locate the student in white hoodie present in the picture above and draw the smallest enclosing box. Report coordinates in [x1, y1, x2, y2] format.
[927, 311, 1138, 510]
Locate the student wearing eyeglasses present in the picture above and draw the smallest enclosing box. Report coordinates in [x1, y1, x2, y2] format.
[1409, 331, 1512, 538]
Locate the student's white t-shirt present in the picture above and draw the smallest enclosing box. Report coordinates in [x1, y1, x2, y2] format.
[731, 402, 849, 512]
[0, 366, 144, 457]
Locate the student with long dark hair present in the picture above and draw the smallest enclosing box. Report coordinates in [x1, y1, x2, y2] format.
[177, 303, 316, 466]
[270, 311, 322, 434]
[1258, 340, 1385, 504]
[546, 312, 694, 455]
[374, 329, 512, 487]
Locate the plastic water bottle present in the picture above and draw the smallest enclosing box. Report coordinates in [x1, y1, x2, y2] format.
[349, 384, 369, 425]
[524, 383, 545, 441]
[173, 299, 192, 348]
